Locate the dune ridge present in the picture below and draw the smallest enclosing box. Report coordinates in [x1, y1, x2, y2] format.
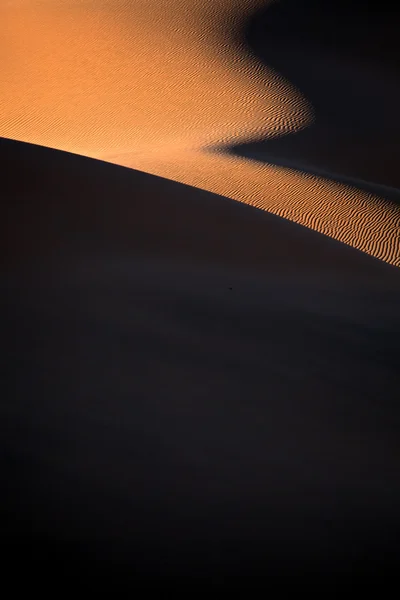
[1, 1, 399, 265]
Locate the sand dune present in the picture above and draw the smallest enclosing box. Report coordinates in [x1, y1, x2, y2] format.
[2, 0, 400, 582]
[2, 138, 400, 579]
[1, 0, 399, 264]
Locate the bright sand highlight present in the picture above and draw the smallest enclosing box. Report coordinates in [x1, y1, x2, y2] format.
[1, 0, 399, 265]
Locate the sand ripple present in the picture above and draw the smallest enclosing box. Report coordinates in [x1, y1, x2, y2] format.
[1, 0, 399, 265]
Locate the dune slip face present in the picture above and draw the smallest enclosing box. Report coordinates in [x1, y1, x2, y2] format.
[1, 0, 399, 265]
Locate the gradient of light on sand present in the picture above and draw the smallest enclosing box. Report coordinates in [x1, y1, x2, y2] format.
[1, 0, 399, 265]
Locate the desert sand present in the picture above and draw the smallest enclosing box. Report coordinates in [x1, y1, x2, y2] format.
[2, 137, 400, 579]
[2, 0, 400, 582]
[1, 0, 399, 264]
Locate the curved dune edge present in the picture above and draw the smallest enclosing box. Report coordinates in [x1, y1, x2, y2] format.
[3, 138, 400, 579]
[106, 147, 400, 267]
[1, 1, 399, 266]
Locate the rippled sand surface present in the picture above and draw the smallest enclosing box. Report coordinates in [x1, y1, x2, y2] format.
[1, 0, 399, 264]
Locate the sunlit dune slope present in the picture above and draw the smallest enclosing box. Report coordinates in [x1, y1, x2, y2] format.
[1, 0, 399, 265]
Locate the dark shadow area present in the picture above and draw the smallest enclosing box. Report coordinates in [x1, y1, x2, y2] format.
[2, 138, 400, 583]
[3, 137, 395, 275]
[228, 0, 400, 200]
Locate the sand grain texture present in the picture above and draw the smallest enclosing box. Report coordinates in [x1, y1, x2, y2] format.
[2, 0, 400, 581]
[1, 0, 399, 264]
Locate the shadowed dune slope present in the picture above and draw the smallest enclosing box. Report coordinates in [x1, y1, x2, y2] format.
[2, 137, 397, 276]
[2, 139, 400, 579]
[227, 0, 400, 265]
[229, 0, 400, 200]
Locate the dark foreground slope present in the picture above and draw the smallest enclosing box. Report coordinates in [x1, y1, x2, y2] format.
[2, 138, 400, 582]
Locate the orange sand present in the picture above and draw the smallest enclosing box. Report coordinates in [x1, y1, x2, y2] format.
[1, 0, 399, 265]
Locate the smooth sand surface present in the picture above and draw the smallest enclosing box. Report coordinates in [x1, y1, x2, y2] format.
[1, 0, 399, 264]
[2, 0, 400, 582]
[2, 138, 400, 578]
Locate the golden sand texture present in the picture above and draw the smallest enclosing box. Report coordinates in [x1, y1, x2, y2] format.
[1, 1, 399, 265]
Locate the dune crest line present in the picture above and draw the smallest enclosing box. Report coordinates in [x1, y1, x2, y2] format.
[1, 1, 399, 265]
